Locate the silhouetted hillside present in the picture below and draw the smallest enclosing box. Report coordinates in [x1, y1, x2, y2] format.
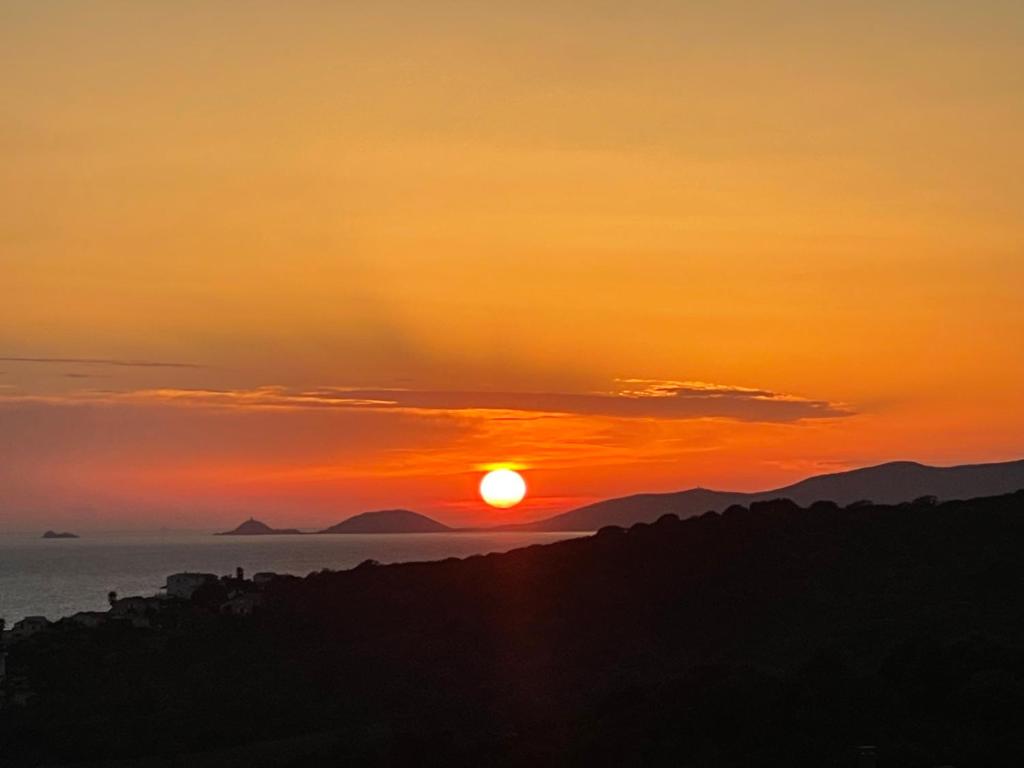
[772, 458, 1024, 505]
[216, 518, 302, 535]
[517, 458, 1024, 530]
[317, 509, 450, 534]
[510, 487, 749, 531]
[4, 491, 1024, 766]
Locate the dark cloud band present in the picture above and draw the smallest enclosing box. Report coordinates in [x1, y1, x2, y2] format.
[0, 356, 203, 369]
[81, 379, 851, 423]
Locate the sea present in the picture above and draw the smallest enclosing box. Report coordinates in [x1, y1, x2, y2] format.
[0, 530, 586, 625]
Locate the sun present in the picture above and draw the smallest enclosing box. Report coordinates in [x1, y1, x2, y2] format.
[480, 469, 527, 509]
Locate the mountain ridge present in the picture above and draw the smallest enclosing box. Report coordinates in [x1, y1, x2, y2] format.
[507, 457, 1024, 531]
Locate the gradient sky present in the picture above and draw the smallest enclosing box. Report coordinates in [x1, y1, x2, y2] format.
[2, 2, 1022, 530]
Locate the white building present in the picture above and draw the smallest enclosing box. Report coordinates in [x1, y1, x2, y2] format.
[109, 596, 160, 628]
[68, 611, 107, 628]
[10, 616, 50, 640]
[110, 596, 152, 614]
[163, 573, 218, 600]
[221, 593, 263, 616]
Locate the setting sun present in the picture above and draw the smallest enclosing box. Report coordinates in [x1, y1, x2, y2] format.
[480, 469, 527, 509]
[3, 2, 1024, 764]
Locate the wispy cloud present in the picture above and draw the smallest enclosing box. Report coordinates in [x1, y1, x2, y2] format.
[0, 356, 203, 369]
[12, 379, 851, 423]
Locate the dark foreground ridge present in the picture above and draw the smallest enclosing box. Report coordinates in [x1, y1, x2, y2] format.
[40, 530, 79, 539]
[4, 492, 1024, 766]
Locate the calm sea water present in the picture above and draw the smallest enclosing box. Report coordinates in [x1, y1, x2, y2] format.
[0, 530, 586, 624]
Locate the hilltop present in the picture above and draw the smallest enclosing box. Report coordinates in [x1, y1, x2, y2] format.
[317, 509, 450, 534]
[215, 518, 302, 536]
[514, 457, 1024, 530]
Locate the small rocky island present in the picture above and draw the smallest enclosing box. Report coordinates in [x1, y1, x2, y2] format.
[215, 518, 302, 536]
[42, 530, 79, 539]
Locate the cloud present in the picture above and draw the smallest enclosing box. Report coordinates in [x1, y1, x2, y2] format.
[0, 378, 856, 528]
[0, 356, 203, 369]
[15, 378, 850, 423]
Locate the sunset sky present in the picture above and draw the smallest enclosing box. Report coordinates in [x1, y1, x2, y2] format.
[2, 2, 1022, 530]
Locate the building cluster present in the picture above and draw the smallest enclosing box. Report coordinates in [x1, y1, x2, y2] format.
[0, 567, 282, 709]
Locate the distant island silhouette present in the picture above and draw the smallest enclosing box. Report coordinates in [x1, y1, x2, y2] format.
[215, 518, 302, 536]
[40, 530, 78, 539]
[318, 509, 450, 534]
[216, 510, 450, 536]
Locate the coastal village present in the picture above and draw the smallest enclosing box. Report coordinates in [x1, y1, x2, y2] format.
[0, 567, 284, 709]
[1, 511, 446, 710]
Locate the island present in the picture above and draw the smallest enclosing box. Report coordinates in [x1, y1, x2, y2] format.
[42, 530, 79, 539]
[215, 510, 452, 536]
[215, 518, 302, 536]
[317, 509, 450, 534]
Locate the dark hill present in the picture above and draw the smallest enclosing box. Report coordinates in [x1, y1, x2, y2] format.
[216, 518, 302, 536]
[317, 509, 450, 534]
[5, 491, 1024, 766]
[517, 457, 1024, 530]
[771, 458, 1024, 505]
[511, 487, 750, 531]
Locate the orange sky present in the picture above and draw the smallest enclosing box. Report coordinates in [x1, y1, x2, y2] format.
[2, 2, 1022, 529]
